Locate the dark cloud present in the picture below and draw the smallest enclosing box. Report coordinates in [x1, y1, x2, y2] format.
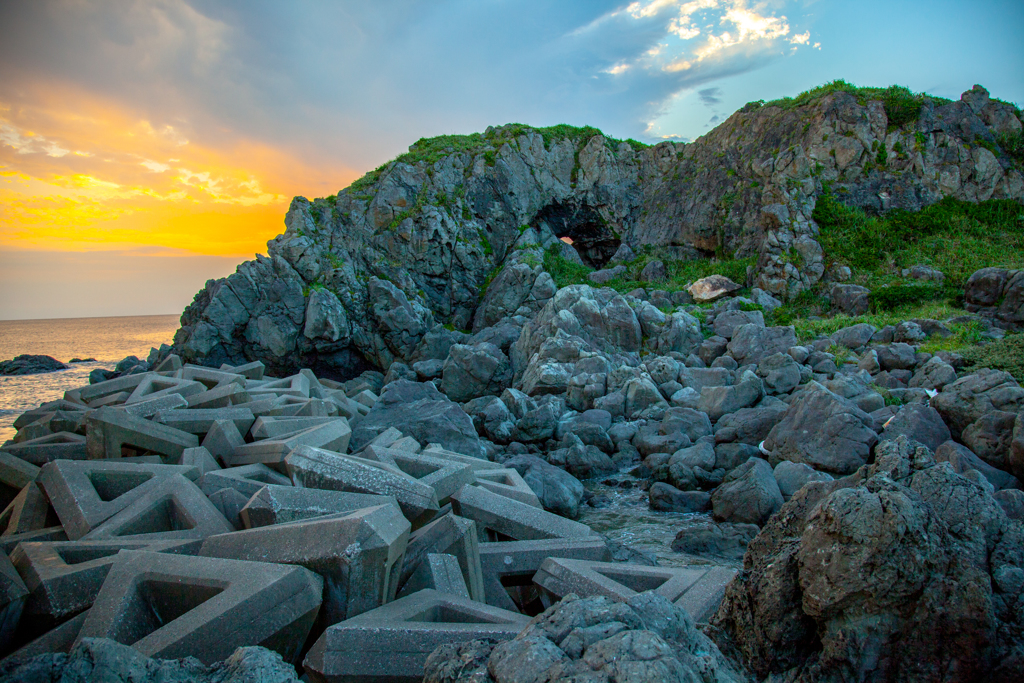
[698, 87, 723, 107]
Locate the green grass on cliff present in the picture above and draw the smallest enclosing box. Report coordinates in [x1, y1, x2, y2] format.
[543, 245, 754, 295]
[343, 124, 649, 194]
[747, 79, 951, 130]
[813, 193, 1024, 289]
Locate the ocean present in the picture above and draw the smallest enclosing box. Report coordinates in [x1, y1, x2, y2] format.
[0, 314, 180, 444]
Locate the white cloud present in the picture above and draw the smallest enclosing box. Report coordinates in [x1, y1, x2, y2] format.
[790, 31, 811, 45]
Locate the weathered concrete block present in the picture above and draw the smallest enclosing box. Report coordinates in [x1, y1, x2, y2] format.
[250, 416, 338, 440]
[478, 538, 610, 612]
[207, 487, 249, 529]
[178, 365, 246, 390]
[186, 384, 250, 409]
[85, 407, 198, 461]
[38, 460, 201, 540]
[248, 374, 310, 400]
[125, 376, 205, 405]
[472, 468, 542, 508]
[358, 448, 474, 505]
[389, 436, 421, 453]
[0, 527, 67, 556]
[201, 504, 409, 626]
[82, 474, 233, 542]
[229, 420, 351, 469]
[3, 433, 88, 465]
[87, 391, 131, 408]
[239, 485, 398, 529]
[533, 558, 737, 623]
[9, 539, 199, 634]
[400, 553, 469, 599]
[174, 447, 221, 475]
[200, 419, 246, 464]
[450, 485, 597, 542]
[153, 353, 182, 372]
[0, 452, 39, 512]
[421, 445, 504, 472]
[220, 360, 265, 380]
[75, 550, 322, 664]
[303, 589, 529, 683]
[153, 407, 255, 436]
[115, 393, 188, 419]
[398, 513, 483, 603]
[65, 373, 148, 406]
[0, 550, 28, 653]
[198, 464, 291, 499]
[285, 446, 439, 527]
[0, 482, 56, 537]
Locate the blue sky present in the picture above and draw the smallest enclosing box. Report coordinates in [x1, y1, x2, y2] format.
[0, 0, 1021, 319]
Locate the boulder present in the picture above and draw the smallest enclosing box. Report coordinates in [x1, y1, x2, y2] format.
[1011, 411, 1024, 481]
[0, 354, 68, 376]
[439, 342, 512, 402]
[512, 402, 560, 443]
[349, 379, 484, 457]
[876, 342, 918, 371]
[697, 372, 765, 422]
[965, 267, 1024, 329]
[931, 368, 1024, 439]
[764, 381, 878, 475]
[713, 310, 765, 339]
[588, 265, 627, 284]
[712, 436, 1024, 682]
[639, 259, 668, 282]
[727, 325, 798, 366]
[711, 457, 784, 526]
[504, 454, 586, 519]
[670, 521, 759, 560]
[756, 352, 802, 396]
[688, 275, 741, 303]
[624, 377, 668, 418]
[713, 398, 789, 446]
[878, 403, 952, 452]
[649, 482, 712, 513]
[935, 439, 1020, 492]
[830, 284, 869, 315]
[829, 323, 876, 349]
[961, 410, 1019, 471]
[908, 356, 958, 390]
[772, 460, 833, 500]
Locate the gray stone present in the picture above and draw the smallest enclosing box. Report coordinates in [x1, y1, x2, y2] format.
[85, 407, 198, 461]
[503, 455, 585, 519]
[756, 352, 802, 395]
[711, 457, 784, 526]
[830, 323, 877, 349]
[75, 550, 322, 664]
[831, 284, 870, 315]
[727, 325, 798, 366]
[772, 460, 833, 500]
[877, 342, 918, 371]
[909, 356, 958, 390]
[935, 440, 1020, 492]
[688, 275, 741, 303]
[878, 403, 952, 452]
[697, 373, 764, 422]
[764, 381, 878, 475]
[589, 265, 627, 284]
[0, 550, 28, 653]
[713, 397, 789, 446]
[931, 368, 1024, 440]
[350, 380, 484, 458]
[713, 309, 765, 339]
[961, 410, 1018, 471]
[441, 343, 512, 403]
[648, 483, 711, 513]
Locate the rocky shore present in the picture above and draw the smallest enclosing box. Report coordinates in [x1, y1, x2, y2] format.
[1, 82, 1022, 681]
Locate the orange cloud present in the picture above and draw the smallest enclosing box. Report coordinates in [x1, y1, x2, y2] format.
[0, 80, 360, 256]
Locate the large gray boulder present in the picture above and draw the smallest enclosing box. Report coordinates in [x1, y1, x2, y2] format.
[424, 592, 742, 683]
[935, 439, 1020, 492]
[772, 460, 833, 500]
[965, 267, 1024, 329]
[711, 457, 784, 526]
[764, 381, 878, 475]
[931, 368, 1024, 439]
[1, 638, 299, 683]
[349, 379, 484, 457]
[712, 436, 1024, 682]
[878, 403, 952, 452]
[756, 352, 802, 396]
[440, 342, 512, 403]
[713, 397, 789, 446]
[697, 372, 765, 422]
[504, 454, 585, 519]
[727, 325, 797, 366]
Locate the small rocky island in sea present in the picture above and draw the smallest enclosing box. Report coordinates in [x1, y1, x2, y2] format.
[1, 83, 1023, 682]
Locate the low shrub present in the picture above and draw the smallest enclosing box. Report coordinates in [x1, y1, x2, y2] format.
[961, 334, 1024, 382]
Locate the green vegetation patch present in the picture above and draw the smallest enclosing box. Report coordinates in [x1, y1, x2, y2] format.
[813, 193, 1024, 289]
[961, 334, 1024, 382]
[756, 80, 949, 130]
[543, 245, 753, 295]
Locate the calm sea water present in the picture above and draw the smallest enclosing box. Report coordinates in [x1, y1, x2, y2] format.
[0, 315, 180, 443]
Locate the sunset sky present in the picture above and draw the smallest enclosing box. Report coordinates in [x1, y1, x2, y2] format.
[1, 0, 1021, 320]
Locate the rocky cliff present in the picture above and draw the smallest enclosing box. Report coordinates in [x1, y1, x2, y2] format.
[173, 84, 1023, 378]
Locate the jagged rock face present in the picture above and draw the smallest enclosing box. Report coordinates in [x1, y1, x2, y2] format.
[710, 437, 1024, 682]
[173, 86, 1023, 377]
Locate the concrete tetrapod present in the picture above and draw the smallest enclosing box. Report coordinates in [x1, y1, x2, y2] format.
[285, 446, 440, 527]
[38, 460, 201, 540]
[397, 513, 483, 602]
[303, 588, 530, 683]
[0, 551, 28, 654]
[228, 420, 352, 469]
[9, 539, 200, 639]
[75, 550, 322, 665]
[85, 407, 198, 460]
[200, 504, 410, 626]
[532, 557, 738, 623]
[81, 474, 233, 542]
[238, 485, 398, 529]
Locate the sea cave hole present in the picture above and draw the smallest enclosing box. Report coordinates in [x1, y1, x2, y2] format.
[533, 200, 621, 269]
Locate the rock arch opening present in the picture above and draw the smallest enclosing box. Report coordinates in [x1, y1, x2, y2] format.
[533, 200, 621, 268]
